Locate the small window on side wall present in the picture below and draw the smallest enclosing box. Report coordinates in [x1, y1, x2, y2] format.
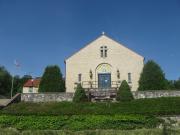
[128, 73, 132, 83]
[78, 74, 82, 82]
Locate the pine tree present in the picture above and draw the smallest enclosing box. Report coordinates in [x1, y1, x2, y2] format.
[39, 65, 65, 92]
[116, 80, 134, 102]
[73, 84, 87, 102]
[138, 60, 167, 90]
[174, 78, 180, 89]
[0, 66, 12, 97]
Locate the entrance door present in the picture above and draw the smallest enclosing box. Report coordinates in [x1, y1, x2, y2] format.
[98, 73, 111, 89]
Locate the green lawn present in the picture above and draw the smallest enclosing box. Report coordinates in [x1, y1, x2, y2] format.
[0, 128, 179, 135]
[1, 97, 180, 116]
[1, 97, 180, 133]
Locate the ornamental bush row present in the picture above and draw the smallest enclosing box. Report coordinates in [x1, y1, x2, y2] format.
[2, 97, 180, 116]
[73, 80, 134, 102]
[0, 115, 163, 130]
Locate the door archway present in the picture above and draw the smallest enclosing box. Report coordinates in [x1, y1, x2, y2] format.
[95, 63, 112, 89]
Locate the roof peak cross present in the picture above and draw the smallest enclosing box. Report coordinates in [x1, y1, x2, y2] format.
[102, 31, 105, 35]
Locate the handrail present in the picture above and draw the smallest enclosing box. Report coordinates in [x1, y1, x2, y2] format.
[80, 81, 121, 89]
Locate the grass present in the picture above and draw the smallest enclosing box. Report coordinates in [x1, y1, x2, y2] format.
[0, 128, 180, 135]
[0, 115, 162, 130]
[1, 97, 180, 133]
[1, 97, 180, 116]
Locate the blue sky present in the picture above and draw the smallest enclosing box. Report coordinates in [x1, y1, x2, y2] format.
[0, 0, 180, 80]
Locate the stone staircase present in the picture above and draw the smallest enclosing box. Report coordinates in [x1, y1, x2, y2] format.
[86, 88, 117, 102]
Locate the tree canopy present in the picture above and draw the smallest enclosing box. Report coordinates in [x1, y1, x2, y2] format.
[0, 65, 32, 97]
[39, 65, 65, 92]
[167, 79, 180, 90]
[0, 66, 12, 97]
[138, 60, 167, 90]
[13, 75, 32, 94]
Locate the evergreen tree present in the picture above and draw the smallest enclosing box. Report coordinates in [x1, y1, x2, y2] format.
[39, 65, 65, 92]
[138, 60, 167, 90]
[0, 66, 12, 97]
[116, 80, 134, 102]
[174, 78, 180, 89]
[73, 84, 87, 102]
[13, 75, 21, 95]
[166, 80, 176, 90]
[14, 75, 32, 94]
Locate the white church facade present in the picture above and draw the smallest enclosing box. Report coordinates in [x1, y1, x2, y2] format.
[65, 34, 144, 92]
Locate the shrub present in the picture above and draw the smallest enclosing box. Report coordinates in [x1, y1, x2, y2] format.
[39, 65, 65, 92]
[138, 60, 167, 90]
[73, 84, 87, 102]
[116, 80, 134, 102]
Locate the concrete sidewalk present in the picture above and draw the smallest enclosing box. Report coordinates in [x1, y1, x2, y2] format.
[0, 93, 21, 108]
[0, 99, 10, 106]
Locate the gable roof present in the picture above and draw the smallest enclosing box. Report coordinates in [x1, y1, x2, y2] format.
[23, 78, 41, 88]
[65, 34, 144, 62]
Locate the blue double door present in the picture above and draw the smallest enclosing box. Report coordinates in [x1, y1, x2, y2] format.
[98, 73, 111, 89]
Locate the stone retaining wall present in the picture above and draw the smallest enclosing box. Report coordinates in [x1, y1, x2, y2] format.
[21, 90, 180, 102]
[21, 93, 74, 102]
[132, 90, 180, 99]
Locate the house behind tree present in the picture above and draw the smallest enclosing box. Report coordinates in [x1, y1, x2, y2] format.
[23, 78, 41, 93]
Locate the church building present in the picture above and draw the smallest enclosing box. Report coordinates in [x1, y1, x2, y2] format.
[65, 33, 144, 92]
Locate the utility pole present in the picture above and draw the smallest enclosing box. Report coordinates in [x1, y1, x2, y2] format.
[10, 75, 14, 99]
[11, 59, 21, 99]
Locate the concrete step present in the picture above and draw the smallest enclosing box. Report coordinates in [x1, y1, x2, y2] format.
[88, 89, 117, 102]
[91, 97, 116, 102]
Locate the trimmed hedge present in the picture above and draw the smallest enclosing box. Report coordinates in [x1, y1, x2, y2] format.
[0, 115, 163, 130]
[73, 84, 87, 102]
[116, 80, 134, 102]
[2, 97, 180, 116]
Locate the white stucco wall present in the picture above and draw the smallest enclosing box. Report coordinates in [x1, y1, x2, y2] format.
[65, 35, 144, 92]
[23, 87, 38, 93]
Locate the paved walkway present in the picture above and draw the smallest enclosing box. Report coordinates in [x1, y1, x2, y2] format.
[0, 99, 10, 106]
[0, 93, 21, 108]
